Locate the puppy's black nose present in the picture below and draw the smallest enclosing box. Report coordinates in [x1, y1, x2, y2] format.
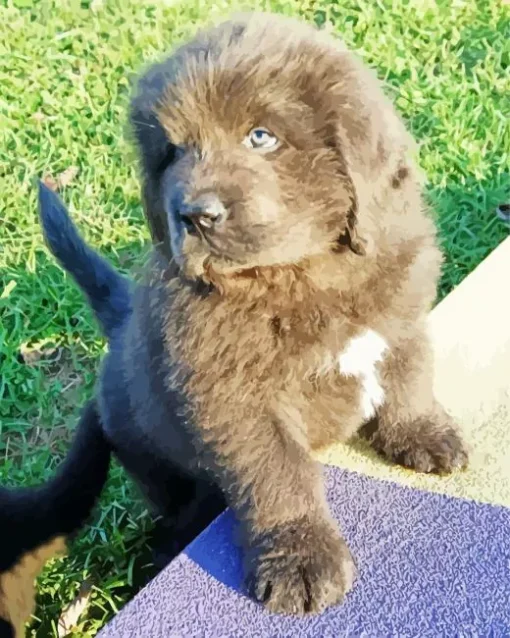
[180, 193, 226, 232]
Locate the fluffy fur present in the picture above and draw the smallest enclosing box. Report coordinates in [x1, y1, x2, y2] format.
[41, 12, 468, 616]
[0, 401, 110, 638]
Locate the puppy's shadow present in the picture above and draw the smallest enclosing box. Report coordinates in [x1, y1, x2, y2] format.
[426, 177, 509, 301]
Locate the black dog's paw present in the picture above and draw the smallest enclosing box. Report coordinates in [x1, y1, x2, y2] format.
[247, 518, 355, 615]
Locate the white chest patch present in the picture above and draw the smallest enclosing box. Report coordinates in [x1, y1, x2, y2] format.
[336, 329, 389, 420]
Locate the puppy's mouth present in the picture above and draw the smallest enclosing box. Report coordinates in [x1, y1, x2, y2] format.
[181, 215, 223, 255]
[164, 188, 290, 282]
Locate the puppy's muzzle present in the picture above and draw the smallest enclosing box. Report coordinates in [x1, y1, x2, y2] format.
[179, 193, 226, 232]
[165, 186, 226, 262]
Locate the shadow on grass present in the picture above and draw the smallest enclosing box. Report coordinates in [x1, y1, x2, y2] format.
[425, 174, 509, 302]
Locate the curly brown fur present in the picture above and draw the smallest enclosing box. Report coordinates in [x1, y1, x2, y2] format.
[125, 12, 468, 614]
[44, 12, 468, 617]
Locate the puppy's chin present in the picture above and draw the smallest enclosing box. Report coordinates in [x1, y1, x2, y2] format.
[178, 236, 332, 289]
[178, 243, 233, 283]
[180, 252, 240, 284]
[179, 253, 208, 280]
[179, 248, 277, 284]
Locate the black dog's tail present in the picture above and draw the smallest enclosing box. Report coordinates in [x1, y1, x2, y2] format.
[0, 401, 112, 637]
[0, 400, 111, 572]
[38, 181, 132, 340]
[34, 400, 111, 543]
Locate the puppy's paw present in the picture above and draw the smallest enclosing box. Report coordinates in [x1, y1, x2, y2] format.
[370, 414, 468, 474]
[247, 519, 355, 615]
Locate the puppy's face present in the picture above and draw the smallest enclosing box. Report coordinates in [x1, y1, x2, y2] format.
[132, 15, 368, 281]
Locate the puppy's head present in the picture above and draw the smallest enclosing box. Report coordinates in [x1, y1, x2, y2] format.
[131, 13, 412, 284]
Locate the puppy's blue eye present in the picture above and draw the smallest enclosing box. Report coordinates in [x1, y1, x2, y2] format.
[243, 127, 280, 151]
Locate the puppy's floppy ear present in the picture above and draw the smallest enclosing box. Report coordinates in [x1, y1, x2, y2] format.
[317, 36, 415, 253]
[328, 138, 367, 257]
[140, 179, 169, 251]
[335, 200, 366, 257]
[129, 60, 177, 255]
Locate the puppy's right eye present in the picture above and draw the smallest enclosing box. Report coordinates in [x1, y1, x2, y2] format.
[243, 127, 280, 152]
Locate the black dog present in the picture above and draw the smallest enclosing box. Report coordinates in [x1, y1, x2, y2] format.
[1, 181, 225, 636]
[38, 182, 226, 563]
[0, 400, 110, 638]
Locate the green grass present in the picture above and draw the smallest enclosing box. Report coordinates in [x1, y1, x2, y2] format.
[1, 0, 509, 634]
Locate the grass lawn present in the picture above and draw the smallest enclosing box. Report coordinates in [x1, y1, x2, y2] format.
[1, 0, 509, 635]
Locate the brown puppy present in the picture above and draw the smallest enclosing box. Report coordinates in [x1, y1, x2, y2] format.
[128, 12, 468, 614]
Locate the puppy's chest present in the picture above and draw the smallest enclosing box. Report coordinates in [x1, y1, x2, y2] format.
[313, 329, 390, 420]
[173, 292, 390, 419]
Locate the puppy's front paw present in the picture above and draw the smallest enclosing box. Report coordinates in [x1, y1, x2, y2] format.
[371, 413, 468, 474]
[247, 519, 355, 615]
